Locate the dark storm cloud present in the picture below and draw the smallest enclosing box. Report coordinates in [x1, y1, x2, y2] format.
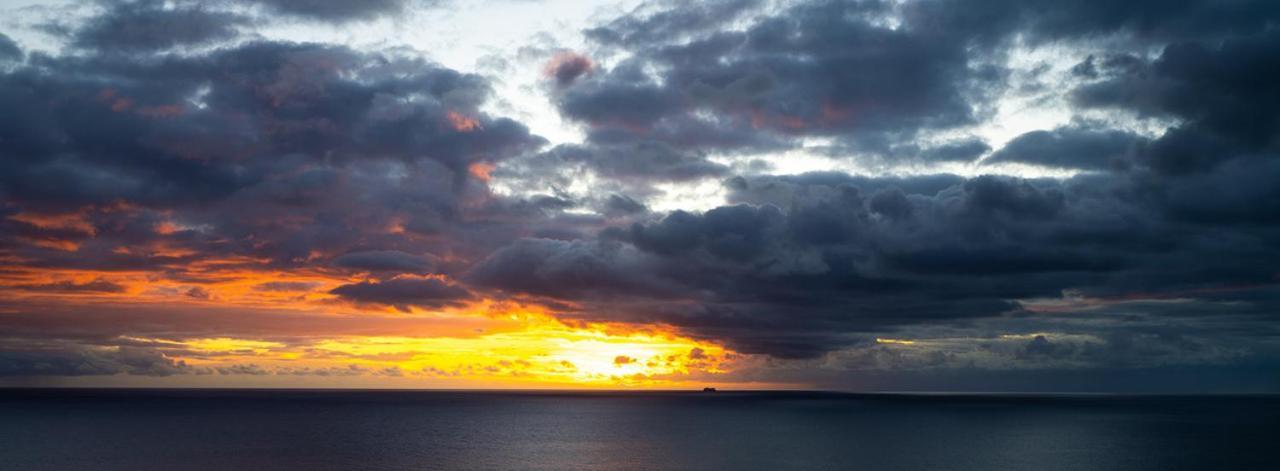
[4, 0, 1280, 388]
[0, 34, 541, 211]
[0, 33, 21, 61]
[584, 0, 764, 47]
[904, 0, 1280, 45]
[1073, 30, 1280, 175]
[1156, 159, 1280, 226]
[985, 125, 1146, 170]
[496, 0, 1003, 189]
[248, 0, 412, 23]
[556, 72, 680, 131]
[10, 278, 127, 293]
[603, 194, 647, 216]
[539, 143, 729, 182]
[0, 10, 545, 211]
[332, 250, 438, 274]
[474, 165, 1280, 358]
[543, 52, 594, 88]
[554, 0, 1280, 183]
[0, 345, 191, 377]
[0, 28, 545, 276]
[565, 0, 992, 153]
[467, 238, 684, 300]
[329, 277, 472, 309]
[70, 1, 247, 52]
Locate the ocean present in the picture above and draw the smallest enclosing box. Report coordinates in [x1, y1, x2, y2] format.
[0, 389, 1276, 470]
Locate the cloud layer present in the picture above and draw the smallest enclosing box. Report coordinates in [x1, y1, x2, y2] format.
[1, 0, 1278, 391]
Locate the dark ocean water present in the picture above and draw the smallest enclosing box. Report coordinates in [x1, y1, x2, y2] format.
[0, 390, 1277, 471]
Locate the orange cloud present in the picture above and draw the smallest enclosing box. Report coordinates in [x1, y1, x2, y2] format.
[468, 161, 496, 182]
[154, 221, 181, 235]
[446, 110, 481, 132]
[8, 211, 97, 235]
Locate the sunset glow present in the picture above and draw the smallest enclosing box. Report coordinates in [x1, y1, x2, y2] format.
[0, 260, 749, 387]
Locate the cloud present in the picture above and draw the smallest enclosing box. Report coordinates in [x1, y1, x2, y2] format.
[564, 0, 999, 161]
[69, 1, 247, 52]
[537, 142, 729, 182]
[0, 35, 546, 281]
[0, 346, 191, 377]
[248, 0, 413, 23]
[543, 52, 594, 87]
[253, 281, 321, 292]
[332, 250, 437, 274]
[0, 33, 21, 61]
[216, 363, 270, 375]
[904, 0, 1280, 45]
[585, 0, 765, 47]
[0, 300, 499, 342]
[471, 167, 1280, 359]
[185, 286, 212, 300]
[1073, 30, 1280, 175]
[467, 238, 683, 300]
[3, 0, 1280, 390]
[984, 125, 1145, 170]
[329, 276, 472, 310]
[603, 194, 647, 216]
[563, 0, 1280, 174]
[10, 278, 126, 293]
[0, 40, 541, 212]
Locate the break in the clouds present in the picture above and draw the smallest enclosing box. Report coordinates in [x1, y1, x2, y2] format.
[0, 0, 1278, 392]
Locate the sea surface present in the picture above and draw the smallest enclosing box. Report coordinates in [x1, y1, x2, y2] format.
[0, 389, 1277, 470]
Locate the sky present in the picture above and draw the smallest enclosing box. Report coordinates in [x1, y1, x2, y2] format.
[0, 0, 1277, 392]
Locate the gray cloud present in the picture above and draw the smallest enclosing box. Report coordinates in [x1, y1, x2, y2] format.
[565, 0, 996, 158]
[329, 277, 472, 310]
[473, 167, 1280, 359]
[0, 346, 191, 377]
[332, 250, 438, 274]
[3, 0, 1280, 390]
[0, 33, 21, 61]
[70, 1, 248, 52]
[544, 51, 594, 87]
[253, 281, 321, 292]
[467, 238, 684, 300]
[1073, 30, 1280, 175]
[985, 125, 1145, 170]
[248, 0, 414, 23]
[10, 278, 126, 293]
